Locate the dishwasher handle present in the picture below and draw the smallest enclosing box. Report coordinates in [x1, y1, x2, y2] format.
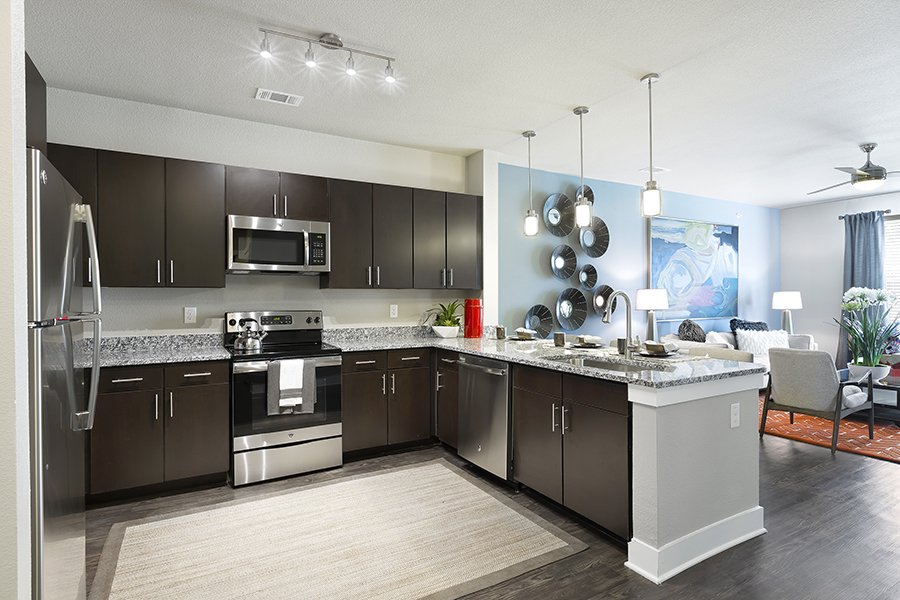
[458, 361, 507, 377]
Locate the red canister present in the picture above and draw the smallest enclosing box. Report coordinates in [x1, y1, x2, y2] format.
[464, 298, 483, 338]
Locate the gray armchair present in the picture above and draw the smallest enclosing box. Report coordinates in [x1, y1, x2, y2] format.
[760, 348, 875, 455]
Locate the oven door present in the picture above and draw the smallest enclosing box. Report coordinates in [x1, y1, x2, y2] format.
[231, 355, 341, 450]
[227, 215, 308, 273]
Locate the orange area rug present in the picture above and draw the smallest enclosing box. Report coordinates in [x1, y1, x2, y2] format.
[759, 397, 900, 464]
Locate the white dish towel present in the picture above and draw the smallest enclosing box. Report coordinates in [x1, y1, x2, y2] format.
[267, 359, 316, 415]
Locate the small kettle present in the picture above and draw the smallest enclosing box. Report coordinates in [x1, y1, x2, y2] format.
[233, 318, 268, 352]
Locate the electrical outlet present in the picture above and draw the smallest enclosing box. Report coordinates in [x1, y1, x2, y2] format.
[389, 304, 398, 319]
[730, 402, 740, 429]
[184, 306, 197, 324]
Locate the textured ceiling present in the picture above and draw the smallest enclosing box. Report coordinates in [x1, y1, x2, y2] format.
[24, 0, 900, 207]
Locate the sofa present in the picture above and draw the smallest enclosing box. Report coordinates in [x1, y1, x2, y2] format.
[661, 331, 818, 371]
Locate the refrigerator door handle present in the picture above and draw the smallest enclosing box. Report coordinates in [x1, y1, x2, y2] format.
[74, 204, 102, 315]
[72, 318, 102, 431]
[71, 203, 103, 432]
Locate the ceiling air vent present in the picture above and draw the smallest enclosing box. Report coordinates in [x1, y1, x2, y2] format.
[254, 88, 303, 106]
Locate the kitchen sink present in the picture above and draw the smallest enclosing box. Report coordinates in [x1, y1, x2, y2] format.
[549, 356, 671, 373]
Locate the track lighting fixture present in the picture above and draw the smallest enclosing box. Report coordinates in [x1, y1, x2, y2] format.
[640, 73, 662, 218]
[573, 106, 592, 228]
[257, 28, 399, 84]
[522, 131, 538, 237]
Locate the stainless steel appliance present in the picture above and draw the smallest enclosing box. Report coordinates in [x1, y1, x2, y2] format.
[458, 355, 510, 480]
[227, 215, 330, 274]
[27, 148, 103, 600]
[225, 310, 342, 486]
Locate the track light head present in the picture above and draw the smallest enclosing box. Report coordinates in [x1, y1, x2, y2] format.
[304, 43, 317, 68]
[259, 32, 272, 59]
[384, 61, 396, 83]
[345, 53, 357, 76]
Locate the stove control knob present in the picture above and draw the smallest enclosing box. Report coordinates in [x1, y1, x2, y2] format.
[306, 317, 313, 324]
[228, 319, 237, 327]
[314, 317, 321, 324]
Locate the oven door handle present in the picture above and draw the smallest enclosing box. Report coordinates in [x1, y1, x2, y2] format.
[231, 356, 342, 374]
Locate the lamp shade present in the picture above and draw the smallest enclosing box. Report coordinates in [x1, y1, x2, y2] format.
[772, 291, 802, 310]
[635, 288, 669, 311]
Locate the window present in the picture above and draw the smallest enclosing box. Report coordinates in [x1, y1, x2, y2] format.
[884, 216, 900, 322]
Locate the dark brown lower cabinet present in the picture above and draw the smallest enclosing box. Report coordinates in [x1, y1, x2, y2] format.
[164, 383, 230, 480]
[90, 390, 165, 494]
[512, 366, 631, 539]
[89, 362, 230, 495]
[389, 367, 430, 444]
[436, 352, 459, 448]
[342, 370, 388, 452]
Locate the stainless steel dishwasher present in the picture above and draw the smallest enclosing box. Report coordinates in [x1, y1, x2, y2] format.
[457, 355, 510, 480]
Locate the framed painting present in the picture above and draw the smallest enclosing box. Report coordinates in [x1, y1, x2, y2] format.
[649, 216, 739, 321]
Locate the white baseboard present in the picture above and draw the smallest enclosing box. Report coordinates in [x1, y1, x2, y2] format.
[624, 505, 766, 584]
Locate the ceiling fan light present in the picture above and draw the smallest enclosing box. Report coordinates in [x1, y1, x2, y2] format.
[641, 182, 662, 217]
[852, 177, 885, 191]
[524, 209, 539, 237]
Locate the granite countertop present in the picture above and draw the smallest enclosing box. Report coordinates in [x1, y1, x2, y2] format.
[332, 336, 767, 389]
[76, 333, 231, 368]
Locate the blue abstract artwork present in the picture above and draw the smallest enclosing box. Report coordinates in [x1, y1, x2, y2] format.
[650, 217, 739, 321]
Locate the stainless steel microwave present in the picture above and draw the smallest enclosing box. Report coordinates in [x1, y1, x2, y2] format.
[227, 215, 330, 274]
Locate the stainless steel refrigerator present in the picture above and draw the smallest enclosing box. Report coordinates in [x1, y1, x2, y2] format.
[27, 148, 102, 600]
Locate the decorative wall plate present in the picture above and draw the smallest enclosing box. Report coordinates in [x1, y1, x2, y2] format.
[577, 264, 597, 289]
[556, 288, 588, 331]
[579, 216, 610, 258]
[542, 193, 575, 237]
[523, 304, 553, 338]
[575, 184, 594, 204]
[550, 244, 577, 279]
[593, 284, 618, 315]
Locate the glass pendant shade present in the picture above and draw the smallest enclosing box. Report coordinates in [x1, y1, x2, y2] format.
[641, 181, 662, 217]
[524, 209, 539, 236]
[574, 197, 592, 227]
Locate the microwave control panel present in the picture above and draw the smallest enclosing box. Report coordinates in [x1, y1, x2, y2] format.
[309, 233, 327, 266]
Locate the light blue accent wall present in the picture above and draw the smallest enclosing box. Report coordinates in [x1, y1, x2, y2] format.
[498, 164, 781, 341]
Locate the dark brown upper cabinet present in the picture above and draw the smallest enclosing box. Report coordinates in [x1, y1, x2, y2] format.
[98, 151, 166, 287]
[413, 189, 447, 289]
[47, 144, 98, 286]
[322, 179, 373, 289]
[445, 193, 483, 289]
[372, 184, 413, 289]
[226, 166, 328, 221]
[165, 159, 225, 288]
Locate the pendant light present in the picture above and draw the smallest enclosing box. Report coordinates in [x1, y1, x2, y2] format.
[640, 73, 662, 217]
[523, 130, 539, 236]
[573, 106, 592, 228]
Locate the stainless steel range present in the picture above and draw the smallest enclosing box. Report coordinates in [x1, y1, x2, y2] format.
[225, 310, 342, 486]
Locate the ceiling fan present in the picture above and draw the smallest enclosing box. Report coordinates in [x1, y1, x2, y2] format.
[807, 143, 899, 195]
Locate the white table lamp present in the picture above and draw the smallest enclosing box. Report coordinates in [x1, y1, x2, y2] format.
[636, 288, 670, 342]
[772, 291, 802, 334]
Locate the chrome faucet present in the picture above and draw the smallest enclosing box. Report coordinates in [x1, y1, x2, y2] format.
[602, 290, 634, 359]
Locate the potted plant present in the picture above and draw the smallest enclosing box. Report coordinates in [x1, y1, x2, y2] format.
[426, 300, 462, 338]
[835, 287, 899, 381]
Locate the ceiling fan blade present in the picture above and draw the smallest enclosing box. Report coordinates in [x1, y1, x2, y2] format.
[887, 171, 900, 175]
[807, 181, 851, 195]
[835, 166, 866, 175]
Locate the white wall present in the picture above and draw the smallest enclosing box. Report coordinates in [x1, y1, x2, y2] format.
[1, 0, 32, 597]
[781, 192, 900, 358]
[47, 89, 474, 331]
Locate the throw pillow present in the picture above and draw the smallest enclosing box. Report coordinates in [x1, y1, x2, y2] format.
[735, 329, 789, 367]
[678, 319, 706, 342]
[730, 318, 769, 348]
[705, 331, 735, 349]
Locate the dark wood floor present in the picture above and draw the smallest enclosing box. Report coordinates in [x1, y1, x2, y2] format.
[86, 437, 900, 600]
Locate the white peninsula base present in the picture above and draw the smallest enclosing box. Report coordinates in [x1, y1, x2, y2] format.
[624, 373, 767, 583]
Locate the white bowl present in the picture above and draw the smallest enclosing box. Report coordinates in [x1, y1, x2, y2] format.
[432, 325, 459, 339]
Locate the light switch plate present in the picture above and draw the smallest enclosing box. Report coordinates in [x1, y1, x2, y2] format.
[730, 402, 740, 429]
[389, 304, 398, 319]
[184, 306, 197, 324]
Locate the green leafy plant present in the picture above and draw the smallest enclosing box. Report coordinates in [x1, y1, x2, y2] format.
[835, 287, 900, 366]
[426, 300, 462, 327]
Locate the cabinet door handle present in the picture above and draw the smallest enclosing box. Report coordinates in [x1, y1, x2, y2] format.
[551, 403, 558, 432]
[367, 266, 372, 287]
[355, 360, 377, 365]
[183, 372, 212, 378]
[111, 377, 143, 384]
[155, 393, 159, 421]
[169, 259, 174, 284]
[381, 373, 386, 396]
[449, 268, 454, 288]
[376, 266, 381, 287]
[400, 356, 420, 361]
[169, 391, 174, 418]
[391, 372, 396, 394]
[87, 257, 92, 283]
[561, 405, 569, 434]
[436, 371, 443, 391]
[441, 358, 457, 364]
[273, 193, 277, 216]
[284, 195, 288, 217]
[156, 259, 161, 284]
[441, 268, 446, 288]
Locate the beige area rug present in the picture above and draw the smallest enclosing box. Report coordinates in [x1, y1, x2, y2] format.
[90, 460, 587, 600]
